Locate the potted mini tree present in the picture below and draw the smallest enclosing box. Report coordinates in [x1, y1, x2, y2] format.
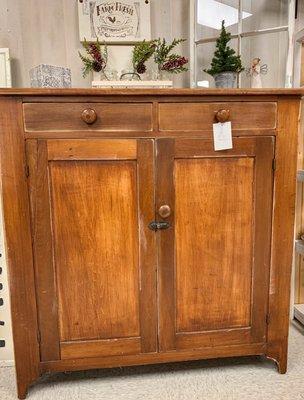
[204, 20, 244, 88]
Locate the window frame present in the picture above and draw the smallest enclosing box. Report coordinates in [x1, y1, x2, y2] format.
[190, 0, 293, 88]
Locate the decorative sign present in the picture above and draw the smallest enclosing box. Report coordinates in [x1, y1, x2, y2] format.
[78, 0, 151, 43]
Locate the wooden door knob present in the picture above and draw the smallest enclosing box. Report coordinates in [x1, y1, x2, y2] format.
[81, 108, 97, 125]
[158, 205, 171, 219]
[215, 109, 230, 123]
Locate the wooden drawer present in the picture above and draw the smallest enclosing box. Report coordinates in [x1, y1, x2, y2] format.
[159, 102, 277, 131]
[23, 103, 153, 132]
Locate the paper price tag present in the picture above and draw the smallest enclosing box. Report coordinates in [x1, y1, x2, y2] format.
[213, 122, 233, 151]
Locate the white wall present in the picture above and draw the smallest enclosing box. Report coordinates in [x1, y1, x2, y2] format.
[0, 0, 190, 88]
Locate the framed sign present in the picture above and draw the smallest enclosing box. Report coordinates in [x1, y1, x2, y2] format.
[0, 49, 11, 88]
[78, 0, 151, 43]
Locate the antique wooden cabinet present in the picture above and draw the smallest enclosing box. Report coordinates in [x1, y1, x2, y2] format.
[0, 89, 301, 398]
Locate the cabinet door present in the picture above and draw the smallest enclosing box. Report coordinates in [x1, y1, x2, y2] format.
[157, 137, 274, 352]
[27, 139, 157, 361]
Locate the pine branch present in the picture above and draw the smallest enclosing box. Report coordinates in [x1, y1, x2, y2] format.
[154, 38, 188, 74]
[78, 52, 94, 78]
[132, 40, 156, 74]
[79, 39, 108, 78]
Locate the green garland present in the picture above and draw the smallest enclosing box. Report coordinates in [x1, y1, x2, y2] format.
[79, 37, 188, 79]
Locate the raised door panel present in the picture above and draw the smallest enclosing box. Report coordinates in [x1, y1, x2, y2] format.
[51, 160, 139, 342]
[157, 137, 274, 352]
[27, 139, 157, 361]
[175, 157, 253, 333]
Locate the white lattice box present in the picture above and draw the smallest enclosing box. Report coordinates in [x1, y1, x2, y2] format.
[30, 64, 72, 88]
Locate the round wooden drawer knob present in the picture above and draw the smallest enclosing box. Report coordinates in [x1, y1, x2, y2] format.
[158, 205, 171, 219]
[81, 108, 97, 125]
[215, 109, 230, 123]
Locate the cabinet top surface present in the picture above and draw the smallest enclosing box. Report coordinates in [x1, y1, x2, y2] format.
[0, 88, 303, 97]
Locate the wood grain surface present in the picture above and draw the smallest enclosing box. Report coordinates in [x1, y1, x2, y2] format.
[50, 160, 140, 342]
[266, 99, 300, 373]
[47, 139, 137, 160]
[26, 140, 60, 362]
[61, 337, 141, 360]
[0, 98, 40, 399]
[157, 137, 274, 351]
[175, 157, 254, 332]
[0, 87, 302, 96]
[0, 91, 300, 398]
[24, 103, 153, 132]
[26, 138, 157, 367]
[159, 102, 277, 131]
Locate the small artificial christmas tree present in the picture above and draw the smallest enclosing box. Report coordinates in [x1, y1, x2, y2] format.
[204, 20, 244, 77]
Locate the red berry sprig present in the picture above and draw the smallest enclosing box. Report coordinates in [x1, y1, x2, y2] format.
[162, 56, 188, 72]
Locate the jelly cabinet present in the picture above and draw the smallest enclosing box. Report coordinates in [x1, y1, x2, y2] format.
[0, 89, 301, 398]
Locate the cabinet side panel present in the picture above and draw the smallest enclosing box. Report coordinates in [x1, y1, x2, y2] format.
[0, 98, 40, 398]
[267, 98, 300, 373]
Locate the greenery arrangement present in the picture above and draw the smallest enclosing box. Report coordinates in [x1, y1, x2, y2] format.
[132, 40, 156, 75]
[78, 39, 108, 78]
[204, 21, 244, 76]
[79, 37, 188, 80]
[154, 38, 188, 74]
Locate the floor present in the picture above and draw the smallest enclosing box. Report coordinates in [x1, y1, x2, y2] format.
[1, 323, 304, 400]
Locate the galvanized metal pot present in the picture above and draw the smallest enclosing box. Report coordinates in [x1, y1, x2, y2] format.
[214, 72, 237, 88]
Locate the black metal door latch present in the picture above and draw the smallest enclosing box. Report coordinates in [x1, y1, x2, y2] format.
[148, 221, 171, 231]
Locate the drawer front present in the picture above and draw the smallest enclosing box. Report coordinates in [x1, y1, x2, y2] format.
[159, 102, 277, 131]
[24, 103, 153, 132]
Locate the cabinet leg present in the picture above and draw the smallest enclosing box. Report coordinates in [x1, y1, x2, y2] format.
[265, 354, 287, 374]
[266, 342, 288, 374]
[17, 382, 29, 400]
[16, 370, 41, 399]
[277, 359, 287, 375]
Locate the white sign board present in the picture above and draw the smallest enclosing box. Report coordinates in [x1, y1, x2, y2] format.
[78, 0, 151, 43]
[0, 49, 11, 88]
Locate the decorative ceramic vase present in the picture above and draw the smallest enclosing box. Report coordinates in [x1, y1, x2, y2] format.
[214, 72, 237, 88]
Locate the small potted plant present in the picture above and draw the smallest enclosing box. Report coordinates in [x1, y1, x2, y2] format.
[154, 38, 188, 80]
[204, 20, 244, 88]
[79, 39, 109, 80]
